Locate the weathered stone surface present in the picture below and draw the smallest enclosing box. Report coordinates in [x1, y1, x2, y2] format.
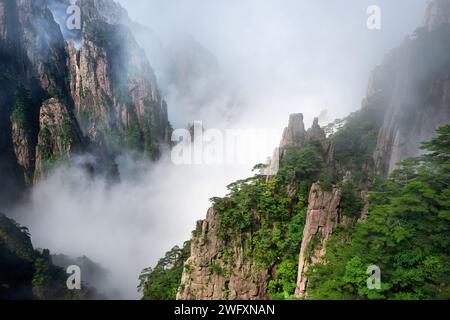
[11, 119, 34, 185]
[279, 113, 306, 149]
[1, 0, 172, 202]
[34, 98, 83, 181]
[373, 0, 450, 175]
[0, 0, 74, 201]
[177, 209, 268, 300]
[66, 10, 171, 158]
[294, 183, 342, 298]
[277, 115, 332, 166]
[307, 118, 331, 152]
[178, 116, 334, 300]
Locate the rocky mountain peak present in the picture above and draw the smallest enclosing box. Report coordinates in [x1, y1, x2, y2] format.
[306, 117, 327, 143]
[279, 113, 306, 149]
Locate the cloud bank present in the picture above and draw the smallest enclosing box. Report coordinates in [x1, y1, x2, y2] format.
[12, 0, 428, 298]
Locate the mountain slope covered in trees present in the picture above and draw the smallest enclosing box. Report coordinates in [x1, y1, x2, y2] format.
[140, 0, 450, 300]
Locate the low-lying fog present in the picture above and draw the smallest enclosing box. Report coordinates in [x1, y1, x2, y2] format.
[13, 0, 427, 298]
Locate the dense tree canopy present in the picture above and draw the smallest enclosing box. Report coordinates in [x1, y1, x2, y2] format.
[139, 241, 191, 300]
[307, 126, 450, 300]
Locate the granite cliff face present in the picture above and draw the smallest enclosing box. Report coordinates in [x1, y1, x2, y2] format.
[65, 1, 171, 159]
[177, 114, 334, 300]
[294, 172, 367, 298]
[373, 0, 450, 174]
[34, 98, 83, 182]
[173, 0, 450, 301]
[175, 113, 369, 301]
[294, 183, 342, 297]
[279, 114, 332, 161]
[0, 0, 171, 205]
[177, 208, 269, 300]
[0, 0, 82, 203]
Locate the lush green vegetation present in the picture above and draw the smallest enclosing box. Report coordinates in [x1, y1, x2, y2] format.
[340, 181, 365, 218]
[84, 21, 116, 49]
[10, 85, 35, 131]
[330, 97, 386, 184]
[123, 122, 143, 151]
[138, 141, 328, 300]
[207, 141, 333, 299]
[138, 241, 191, 300]
[141, 99, 163, 160]
[1, 213, 100, 300]
[36, 101, 74, 172]
[142, 98, 449, 301]
[306, 126, 450, 300]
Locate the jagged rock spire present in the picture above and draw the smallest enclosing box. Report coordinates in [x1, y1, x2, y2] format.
[279, 113, 306, 149]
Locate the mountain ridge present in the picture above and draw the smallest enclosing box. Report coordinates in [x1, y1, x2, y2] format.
[139, 0, 450, 300]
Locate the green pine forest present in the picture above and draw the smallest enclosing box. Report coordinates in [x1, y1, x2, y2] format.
[139, 122, 450, 300]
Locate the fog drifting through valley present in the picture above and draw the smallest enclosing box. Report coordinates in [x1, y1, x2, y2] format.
[13, 0, 427, 298]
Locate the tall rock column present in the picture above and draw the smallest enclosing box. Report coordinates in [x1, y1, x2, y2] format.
[294, 183, 342, 298]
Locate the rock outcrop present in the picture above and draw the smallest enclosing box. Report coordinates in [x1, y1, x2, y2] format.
[279, 115, 332, 161]
[0, 0, 77, 203]
[294, 183, 342, 298]
[177, 115, 332, 300]
[177, 208, 269, 300]
[279, 113, 306, 149]
[373, 0, 450, 174]
[34, 98, 84, 181]
[171, 0, 450, 301]
[65, 2, 171, 159]
[0, 0, 172, 205]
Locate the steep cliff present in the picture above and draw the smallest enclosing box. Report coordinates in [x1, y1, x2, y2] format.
[373, 0, 450, 174]
[294, 183, 342, 297]
[34, 98, 84, 182]
[0, 0, 82, 204]
[177, 209, 269, 300]
[145, 1, 450, 301]
[173, 115, 335, 300]
[0, 0, 172, 206]
[294, 173, 366, 298]
[294, 1, 450, 297]
[65, 2, 171, 159]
